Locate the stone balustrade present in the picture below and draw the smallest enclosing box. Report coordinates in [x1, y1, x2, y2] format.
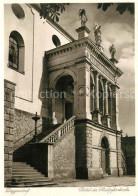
[40, 116, 76, 143]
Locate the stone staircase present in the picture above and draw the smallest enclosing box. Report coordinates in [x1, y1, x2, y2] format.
[12, 162, 56, 187]
[12, 116, 76, 186]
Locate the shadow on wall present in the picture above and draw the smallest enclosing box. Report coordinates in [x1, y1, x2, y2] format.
[121, 136, 135, 175]
[38, 54, 50, 132]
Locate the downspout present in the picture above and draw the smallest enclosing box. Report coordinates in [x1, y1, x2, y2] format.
[116, 131, 119, 177]
[26, 4, 35, 102]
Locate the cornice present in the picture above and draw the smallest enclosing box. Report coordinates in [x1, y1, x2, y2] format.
[45, 37, 123, 78]
[75, 119, 122, 135]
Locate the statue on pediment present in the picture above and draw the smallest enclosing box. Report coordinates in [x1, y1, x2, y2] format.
[94, 24, 102, 46]
[109, 44, 116, 59]
[79, 9, 88, 26]
[109, 44, 119, 64]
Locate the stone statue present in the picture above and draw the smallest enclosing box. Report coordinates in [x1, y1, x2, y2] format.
[109, 44, 118, 64]
[109, 44, 116, 59]
[52, 111, 57, 125]
[94, 24, 102, 46]
[78, 9, 88, 26]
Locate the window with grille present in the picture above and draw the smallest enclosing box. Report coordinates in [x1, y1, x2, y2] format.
[8, 31, 25, 74]
[9, 36, 19, 69]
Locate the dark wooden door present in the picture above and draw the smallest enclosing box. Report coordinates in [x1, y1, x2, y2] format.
[65, 102, 73, 120]
[101, 149, 106, 174]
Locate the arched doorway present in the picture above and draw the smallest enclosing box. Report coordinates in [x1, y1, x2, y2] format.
[55, 75, 74, 123]
[101, 136, 110, 175]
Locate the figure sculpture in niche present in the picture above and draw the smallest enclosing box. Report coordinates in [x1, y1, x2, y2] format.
[78, 9, 88, 26]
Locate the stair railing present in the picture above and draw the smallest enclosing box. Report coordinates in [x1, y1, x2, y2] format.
[40, 116, 76, 143]
[13, 124, 43, 145]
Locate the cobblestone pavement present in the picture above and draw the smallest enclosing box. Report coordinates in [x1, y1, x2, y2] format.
[54, 176, 135, 187]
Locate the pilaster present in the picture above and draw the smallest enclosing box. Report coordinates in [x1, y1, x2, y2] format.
[75, 62, 91, 120]
[92, 71, 102, 124]
[101, 80, 111, 127]
[111, 85, 120, 130]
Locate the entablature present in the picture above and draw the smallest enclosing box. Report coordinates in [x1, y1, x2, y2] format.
[45, 36, 123, 83]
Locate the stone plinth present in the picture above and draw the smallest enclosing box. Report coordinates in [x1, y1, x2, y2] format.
[76, 26, 91, 39]
[92, 110, 102, 124]
[102, 115, 111, 127]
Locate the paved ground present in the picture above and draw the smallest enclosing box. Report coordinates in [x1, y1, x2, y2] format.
[53, 176, 135, 187]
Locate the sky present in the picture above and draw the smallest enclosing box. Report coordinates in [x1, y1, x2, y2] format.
[59, 3, 135, 136]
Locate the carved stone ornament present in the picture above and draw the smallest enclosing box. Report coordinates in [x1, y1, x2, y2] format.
[78, 86, 85, 96]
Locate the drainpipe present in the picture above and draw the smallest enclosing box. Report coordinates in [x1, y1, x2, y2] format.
[116, 131, 120, 177]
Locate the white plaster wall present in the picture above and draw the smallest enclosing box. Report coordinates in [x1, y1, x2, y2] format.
[4, 4, 33, 102]
[110, 152, 117, 167]
[4, 4, 71, 117]
[92, 149, 100, 168]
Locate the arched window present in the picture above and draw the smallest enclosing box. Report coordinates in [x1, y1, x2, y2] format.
[8, 31, 25, 74]
[9, 36, 19, 69]
[90, 74, 94, 113]
[99, 80, 104, 115]
[108, 88, 112, 117]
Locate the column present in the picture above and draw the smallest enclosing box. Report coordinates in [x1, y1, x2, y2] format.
[90, 83, 94, 113]
[73, 82, 78, 115]
[92, 71, 102, 124]
[104, 80, 108, 115]
[111, 84, 120, 130]
[102, 80, 111, 127]
[75, 62, 91, 120]
[62, 97, 65, 122]
[94, 71, 99, 110]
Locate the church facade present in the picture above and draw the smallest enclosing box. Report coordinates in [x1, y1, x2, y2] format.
[4, 4, 124, 187]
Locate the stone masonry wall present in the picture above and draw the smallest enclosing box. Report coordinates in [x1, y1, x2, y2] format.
[53, 128, 76, 179]
[4, 79, 16, 187]
[13, 109, 42, 148]
[75, 122, 92, 179]
[117, 134, 123, 176]
[13, 109, 49, 150]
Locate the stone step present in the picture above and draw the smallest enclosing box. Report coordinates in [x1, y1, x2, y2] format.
[12, 173, 45, 177]
[13, 162, 32, 166]
[12, 161, 50, 186]
[12, 178, 52, 184]
[12, 165, 35, 169]
[13, 161, 29, 164]
[12, 168, 39, 172]
[11, 181, 57, 187]
[12, 171, 43, 174]
[12, 176, 48, 181]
